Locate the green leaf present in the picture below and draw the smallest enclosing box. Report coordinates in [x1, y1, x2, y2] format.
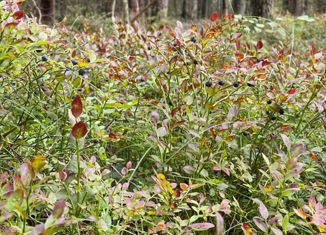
[282, 213, 290, 232]
[98, 147, 107, 160]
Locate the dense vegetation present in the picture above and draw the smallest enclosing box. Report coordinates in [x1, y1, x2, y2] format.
[0, 1, 325, 234]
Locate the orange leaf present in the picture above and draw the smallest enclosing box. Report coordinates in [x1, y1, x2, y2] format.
[242, 223, 253, 235]
[309, 152, 318, 161]
[180, 183, 189, 191]
[280, 124, 290, 132]
[235, 52, 244, 61]
[264, 185, 273, 192]
[71, 121, 88, 139]
[294, 208, 308, 219]
[71, 95, 83, 118]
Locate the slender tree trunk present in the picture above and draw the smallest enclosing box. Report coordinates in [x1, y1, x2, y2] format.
[192, 0, 198, 19]
[316, 0, 326, 13]
[294, 0, 305, 16]
[40, 0, 55, 25]
[111, 0, 116, 21]
[282, 0, 289, 14]
[122, 0, 129, 23]
[219, 0, 230, 15]
[129, 0, 139, 20]
[251, 0, 274, 18]
[199, 0, 208, 18]
[182, 0, 191, 19]
[56, 0, 66, 20]
[157, 0, 168, 20]
[232, 0, 246, 15]
[287, 0, 296, 14]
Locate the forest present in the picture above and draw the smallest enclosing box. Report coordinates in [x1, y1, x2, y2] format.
[0, 0, 325, 234]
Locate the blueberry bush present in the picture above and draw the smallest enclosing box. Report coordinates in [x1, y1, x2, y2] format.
[0, 1, 325, 234]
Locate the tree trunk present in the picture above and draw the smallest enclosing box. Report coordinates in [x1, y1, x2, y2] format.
[251, 0, 274, 18]
[282, 0, 289, 14]
[199, 0, 208, 18]
[56, 0, 66, 20]
[294, 0, 305, 16]
[286, 0, 296, 14]
[40, 0, 55, 25]
[157, 0, 168, 20]
[182, 0, 191, 19]
[129, 0, 139, 21]
[122, 0, 129, 23]
[217, 0, 230, 15]
[192, 0, 198, 19]
[316, 0, 326, 13]
[232, 0, 246, 15]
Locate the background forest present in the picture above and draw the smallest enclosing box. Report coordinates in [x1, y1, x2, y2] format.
[25, 0, 326, 25]
[0, 0, 325, 235]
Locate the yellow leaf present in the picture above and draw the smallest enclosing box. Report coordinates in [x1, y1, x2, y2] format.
[31, 155, 46, 173]
[317, 225, 326, 232]
[156, 173, 166, 181]
[279, 93, 287, 103]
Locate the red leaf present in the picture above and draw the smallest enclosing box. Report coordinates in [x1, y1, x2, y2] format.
[12, 10, 24, 20]
[256, 40, 263, 49]
[236, 40, 241, 50]
[310, 44, 316, 55]
[71, 121, 88, 139]
[210, 11, 218, 22]
[71, 95, 83, 118]
[288, 88, 296, 95]
[4, 21, 19, 28]
[108, 133, 117, 139]
[235, 52, 244, 61]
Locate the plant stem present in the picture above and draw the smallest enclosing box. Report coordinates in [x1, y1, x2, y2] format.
[295, 88, 318, 133]
[76, 139, 81, 216]
[23, 181, 32, 233]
